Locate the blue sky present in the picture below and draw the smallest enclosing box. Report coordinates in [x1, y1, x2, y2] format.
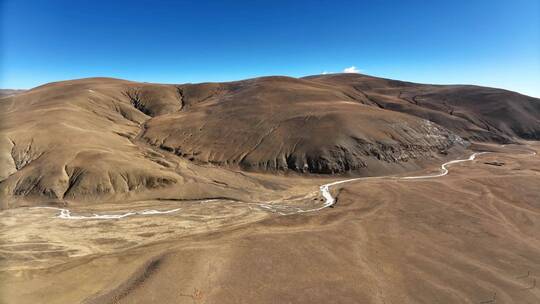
[2, 0, 539, 96]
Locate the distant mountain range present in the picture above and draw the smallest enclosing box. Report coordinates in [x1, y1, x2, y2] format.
[0, 89, 25, 98]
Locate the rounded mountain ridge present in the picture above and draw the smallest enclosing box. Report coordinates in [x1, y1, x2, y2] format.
[1, 73, 538, 206]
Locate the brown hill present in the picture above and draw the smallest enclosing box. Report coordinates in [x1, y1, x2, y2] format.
[305, 74, 540, 141]
[1, 74, 538, 207]
[144, 76, 467, 174]
[0, 78, 272, 208]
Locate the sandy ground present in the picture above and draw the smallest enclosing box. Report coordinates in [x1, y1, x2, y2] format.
[1, 143, 539, 303]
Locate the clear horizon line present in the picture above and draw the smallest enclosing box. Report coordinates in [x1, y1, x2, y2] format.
[1, 72, 539, 98]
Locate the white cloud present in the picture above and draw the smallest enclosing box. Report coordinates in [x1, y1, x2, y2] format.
[322, 71, 330, 74]
[343, 66, 360, 73]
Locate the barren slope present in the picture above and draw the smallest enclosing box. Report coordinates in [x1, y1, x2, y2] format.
[305, 74, 540, 141]
[2, 144, 538, 304]
[1, 74, 538, 207]
[144, 76, 467, 174]
[0, 78, 276, 208]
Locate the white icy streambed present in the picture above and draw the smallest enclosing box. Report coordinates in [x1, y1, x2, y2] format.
[32, 206, 183, 219]
[32, 152, 491, 219]
[31, 199, 221, 220]
[304, 152, 489, 213]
